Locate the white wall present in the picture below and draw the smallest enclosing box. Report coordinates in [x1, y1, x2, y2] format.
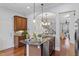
[0, 7, 24, 51]
[27, 4, 79, 51]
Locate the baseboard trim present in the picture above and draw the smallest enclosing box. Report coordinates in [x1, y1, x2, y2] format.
[0, 47, 14, 53]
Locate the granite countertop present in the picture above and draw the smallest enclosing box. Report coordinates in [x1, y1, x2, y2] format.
[14, 30, 24, 36]
[20, 36, 53, 46]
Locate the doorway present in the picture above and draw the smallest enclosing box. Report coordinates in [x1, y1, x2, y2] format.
[59, 10, 76, 56]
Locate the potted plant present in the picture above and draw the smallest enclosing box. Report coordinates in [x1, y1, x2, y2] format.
[37, 34, 42, 42]
[22, 30, 29, 39]
[33, 32, 37, 41]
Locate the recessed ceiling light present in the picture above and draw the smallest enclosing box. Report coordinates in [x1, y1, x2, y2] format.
[64, 14, 70, 18]
[27, 6, 30, 9]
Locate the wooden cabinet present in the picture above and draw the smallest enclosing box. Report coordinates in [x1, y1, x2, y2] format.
[14, 36, 25, 48]
[14, 16, 27, 48]
[14, 16, 27, 31]
[42, 37, 55, 56]
[49, 37, 55, 55]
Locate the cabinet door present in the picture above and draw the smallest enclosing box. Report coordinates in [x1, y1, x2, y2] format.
[21, 18, 27, 30]
[49, 38, 55, 55]
[18, 36, 25, 47]
[14, 16, 17, 31]
[14, 16, 27, 31]
[17, 17, 22, 30]
[14, 16, 22, 31]
[49, 39, 53, 55]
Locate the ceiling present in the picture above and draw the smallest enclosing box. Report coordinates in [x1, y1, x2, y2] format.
[0, 3, 63, 16]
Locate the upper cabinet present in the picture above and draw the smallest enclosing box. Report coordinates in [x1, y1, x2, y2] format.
[14, 16, 27, 31]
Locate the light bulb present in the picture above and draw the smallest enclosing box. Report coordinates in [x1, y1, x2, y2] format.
[27, 6, 30, 9]
[41, 22, 44, 25]
[48, 22, 50, 25]
[45, 23, 47, 25]
[33, 20, 36, 23]
[64, 14, 70, 18]
[18, 30, 24, 33]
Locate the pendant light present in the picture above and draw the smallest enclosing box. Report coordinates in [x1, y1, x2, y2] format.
[33, 3, 36, 23]
[41, 3, 44, 24]
[44, 13, 48, 25]
[41, 3, 47, 26]
[41, 3, 50, 26]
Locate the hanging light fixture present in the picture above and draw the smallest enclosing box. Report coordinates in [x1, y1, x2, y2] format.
[41, 3, 44, 25]
[33, 3, 36, 23]
[44, 13, 48, 25]
[41, 3, 47, 26]
[45, 13, 50, 25]
[41, 4, 50, 26]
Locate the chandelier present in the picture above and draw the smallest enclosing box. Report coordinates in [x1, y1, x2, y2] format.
[41, 3, 50, 26]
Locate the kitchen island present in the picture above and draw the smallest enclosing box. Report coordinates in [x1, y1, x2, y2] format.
[20, 36, 55, 56]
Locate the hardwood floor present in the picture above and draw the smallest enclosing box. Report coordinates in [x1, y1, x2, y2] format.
[0, 46, 25, 56]
[60, 39, 75, 56]
[0, 45, 41, 56]
[52, 39, 75, 56]
[0, 39, 75, 56]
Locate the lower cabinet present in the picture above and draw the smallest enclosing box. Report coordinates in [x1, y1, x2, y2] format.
[14, 36, 25, 48]
[43, 41, 49, 56]
[42, 37, 55, 56]
[49, 37, 55, 55]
